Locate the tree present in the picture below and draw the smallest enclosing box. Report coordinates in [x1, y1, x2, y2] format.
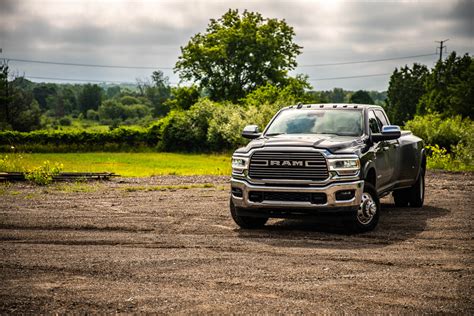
[175, 9, 302, 102]
[78, 84, 103, 114]
[349, 90, 375, 104]
[144, 70, 171, 117]
[164, 85, 200, 110]
[386, 63, 429, 125]
[242, 75, 312, 106]
[32, 83, 57, 111]
[0, 62, 11, 126]
[418, 52, 473, 118]
[106, 86, 121, 99]
[0, 67, 41, 131]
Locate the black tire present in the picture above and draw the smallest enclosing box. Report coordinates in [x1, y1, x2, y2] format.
[409, 168, 425, 207]
[345, 183, 380, 233]
[393, 189, 410, 207]
[230, 199, 268, 229]
[392, 168, 425, 208]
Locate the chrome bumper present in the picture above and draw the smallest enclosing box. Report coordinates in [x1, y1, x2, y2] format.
[231, 178, 364, 209]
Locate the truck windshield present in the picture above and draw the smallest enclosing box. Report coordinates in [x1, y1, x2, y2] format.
[265, 109, 363, 136]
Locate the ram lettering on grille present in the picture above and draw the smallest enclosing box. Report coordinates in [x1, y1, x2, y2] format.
[249, 151, 329, 180]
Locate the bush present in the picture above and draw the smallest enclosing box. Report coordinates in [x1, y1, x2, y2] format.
[405, 113, 473, 171]
[25, 160, 63, 185]
[86, 109, 99, 120]
[159, 99, 217, 151]
[0, 126, 155, 152]
[404, 113, 473, 150]
[58, 117, 72, 126]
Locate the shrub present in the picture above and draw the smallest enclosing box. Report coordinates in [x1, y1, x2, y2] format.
[58, 117, 72, 126]
[207, 103, 247, 150]
[86, 109, 99, 120]
[25, 160, 63, 185]
[404, 113, 473, 150]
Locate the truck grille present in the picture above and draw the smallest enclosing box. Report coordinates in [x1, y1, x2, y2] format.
[248, 151, 328, 181]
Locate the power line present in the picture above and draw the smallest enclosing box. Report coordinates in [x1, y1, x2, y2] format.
[25, 73, 389, 84]
[308, 73, 391, 81]
[4, 52, 437, 70]
[25, 75, 135, 84]
[25, 75, 178, 85]
[298, 53, 437, 68]
[5, 58, 173, 70]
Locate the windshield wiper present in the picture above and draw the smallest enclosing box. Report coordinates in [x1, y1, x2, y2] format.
[265, 133, 286, 137]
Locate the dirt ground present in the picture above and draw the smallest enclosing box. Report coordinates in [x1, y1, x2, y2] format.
[0, 171, 472, 314]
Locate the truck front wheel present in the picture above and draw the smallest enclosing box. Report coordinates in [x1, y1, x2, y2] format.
[345, 183, 380, 233]
[230, 199, 268, 229]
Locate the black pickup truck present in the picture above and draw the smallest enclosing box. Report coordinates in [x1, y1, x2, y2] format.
[230, 103, 426, 232]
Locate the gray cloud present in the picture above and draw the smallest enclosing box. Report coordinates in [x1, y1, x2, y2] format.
[0, 0, 19, 15]
[1, 0, 472, 91]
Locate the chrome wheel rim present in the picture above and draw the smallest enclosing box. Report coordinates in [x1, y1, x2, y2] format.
[357, 192, 377, 225]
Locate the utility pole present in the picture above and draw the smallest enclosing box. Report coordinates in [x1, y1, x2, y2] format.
[435, 39, 449, 63]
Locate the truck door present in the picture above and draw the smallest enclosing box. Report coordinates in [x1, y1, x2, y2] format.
[374, 110, 400, 186]
[368, 110, 396, 192]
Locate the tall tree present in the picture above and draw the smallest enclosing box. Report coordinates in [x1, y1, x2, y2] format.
[0, 62, 11, 126]
[32, 83, 57, 110]
[145, 70, 171, 117]
[175, 9, 302, 102]
[386, 63, 429, 125]
[0, 70, 42, 132]
[349, 90, 375, 104]
[78, 84, 103, 114]
[418, 52, 473, 118]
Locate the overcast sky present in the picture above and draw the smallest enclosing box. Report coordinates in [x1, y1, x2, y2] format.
[1, 0, 472, 91]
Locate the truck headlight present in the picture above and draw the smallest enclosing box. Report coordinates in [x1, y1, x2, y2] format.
[328, 158, 360, 176]
[232, 157, 249, 173]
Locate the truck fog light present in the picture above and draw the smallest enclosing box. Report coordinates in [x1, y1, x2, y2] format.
[336, 190, 355, 201]
[231, 187, 243, 198]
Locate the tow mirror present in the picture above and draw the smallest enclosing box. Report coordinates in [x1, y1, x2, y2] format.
[372, 125, 401, 142]
[242, 125, 261, 139]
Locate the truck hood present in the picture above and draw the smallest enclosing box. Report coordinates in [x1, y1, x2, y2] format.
[235, 134, 368, 155]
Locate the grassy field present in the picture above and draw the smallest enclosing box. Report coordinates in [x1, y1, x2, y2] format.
[2, 153, 231, 177]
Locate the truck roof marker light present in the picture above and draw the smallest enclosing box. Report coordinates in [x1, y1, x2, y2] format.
[307, 105, 311, 108]
[333, 104, 337, 108]
[320, 104, 324, 108]
[354, 105, 358, 108]
[343, 104, 348, 108]
[297, 103, 303, 109]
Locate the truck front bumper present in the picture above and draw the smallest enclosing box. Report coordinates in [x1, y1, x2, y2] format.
[231, 178, 364, 217]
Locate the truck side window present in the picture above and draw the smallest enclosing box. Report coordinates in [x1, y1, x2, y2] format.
[375, 110, 389, 127]
[368, 110, 380, 133]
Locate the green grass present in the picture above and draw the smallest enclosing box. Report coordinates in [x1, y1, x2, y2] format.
[3, 152, 231, 177]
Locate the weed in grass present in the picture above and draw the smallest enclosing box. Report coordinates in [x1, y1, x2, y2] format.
[0, 183, 11, 195]
[54, 182, 100, 193]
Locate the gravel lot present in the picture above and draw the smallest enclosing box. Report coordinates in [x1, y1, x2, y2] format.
[0, 171, 472, 313]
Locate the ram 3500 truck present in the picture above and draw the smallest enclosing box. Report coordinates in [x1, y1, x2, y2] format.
[230, 104, 426, 232]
